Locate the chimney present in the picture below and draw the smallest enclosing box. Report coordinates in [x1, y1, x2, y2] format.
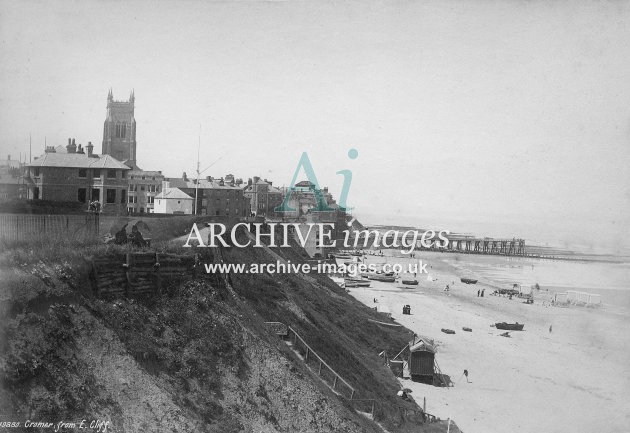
[182, 171, 188, 181]
[45, 146, 56, 153]
[206, 176, 212, 182]
[162, 180, 170, 190]
[86, 142, 94, 157]
[66, 138, 77, 154]
[77, 144, 84, 154]
[253, 176, 260, 184]
[248, 178, 252, 186]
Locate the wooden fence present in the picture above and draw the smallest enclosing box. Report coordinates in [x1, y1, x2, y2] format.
[91, 252, 199, 298]
[0, 213, 100, 242]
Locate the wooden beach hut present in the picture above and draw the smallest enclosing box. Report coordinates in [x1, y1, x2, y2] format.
[408, 336, 436, 384]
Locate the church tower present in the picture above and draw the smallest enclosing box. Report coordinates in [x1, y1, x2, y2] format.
[102, 89, 137, 168]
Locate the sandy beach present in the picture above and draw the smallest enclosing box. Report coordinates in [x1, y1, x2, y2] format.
[346, 252, 630, 433]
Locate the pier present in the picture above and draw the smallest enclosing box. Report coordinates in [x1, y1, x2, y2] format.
[376, 231, 527, 256]
[437, 236, 526, 256]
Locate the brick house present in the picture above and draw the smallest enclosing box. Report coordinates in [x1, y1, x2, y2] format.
[0, 155, 25, 202]
[164, 175, 250, 218]
[127, 169, 164, 214]
[242, 177, 284, 218]
[25, 139, 130, 214]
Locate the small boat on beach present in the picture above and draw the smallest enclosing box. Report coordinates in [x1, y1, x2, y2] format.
[462, 327, 472, 332]
[367, 274, 396, 282]
[401, 279, 419, 285]
[441, 328, 456, 334]
[331, 254, 352, 260]
[494, 322, 524, 331]
[460, 278, 478, 284]
[344, 278, 371, 288]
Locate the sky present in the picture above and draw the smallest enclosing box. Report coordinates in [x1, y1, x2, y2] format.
[1, 0, 629, 254]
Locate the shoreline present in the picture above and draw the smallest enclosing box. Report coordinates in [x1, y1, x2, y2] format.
[344, 253, 630, 433]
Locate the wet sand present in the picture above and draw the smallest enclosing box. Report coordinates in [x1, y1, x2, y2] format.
[346, 253, 630, 433]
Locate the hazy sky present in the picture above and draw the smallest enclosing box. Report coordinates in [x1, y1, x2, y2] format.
[1, 1, 629, 253]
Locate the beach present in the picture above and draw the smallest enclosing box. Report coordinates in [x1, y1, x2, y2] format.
[346, 252, 630, 433]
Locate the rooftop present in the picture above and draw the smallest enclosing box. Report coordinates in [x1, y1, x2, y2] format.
[27, 148, 130, 170]
[155, 187, 193, 200]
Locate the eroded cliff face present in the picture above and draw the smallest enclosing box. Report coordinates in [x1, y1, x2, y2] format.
[0, 262, 379, 433]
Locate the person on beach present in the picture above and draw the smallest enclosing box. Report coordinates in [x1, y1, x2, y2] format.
[481, 289, 485, 297]
[549, 325, 552, 333]
[464, 369, 469, 383]
[477, 290, 480, 297]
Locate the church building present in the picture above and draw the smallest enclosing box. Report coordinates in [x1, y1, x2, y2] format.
[102, 89, 137, 168]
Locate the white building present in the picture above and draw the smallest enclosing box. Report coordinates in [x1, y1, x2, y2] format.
[154, 187, 193, 214]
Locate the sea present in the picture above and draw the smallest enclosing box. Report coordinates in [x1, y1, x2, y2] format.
[384, 249, 630, 316]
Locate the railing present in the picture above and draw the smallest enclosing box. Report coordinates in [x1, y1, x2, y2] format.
[265, 322, 441, 424]
[285, 325, 356, 400]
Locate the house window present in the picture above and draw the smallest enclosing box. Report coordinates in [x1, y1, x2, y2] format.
[128, 196, 137, 204]
[121, 171, 127, 179]
[120, 189, 127, 204]
[78, 188, 86, 203]
[148, 197, 154, 204]
[129, 184, 137, 192]
[106, 189, 116, 204]
[91, 188, 100, 201]
[107, 170, 116, 178]
[78, 169, 87, 178]
[93, 169, 101, 178]
[140, 185, 145, 191]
